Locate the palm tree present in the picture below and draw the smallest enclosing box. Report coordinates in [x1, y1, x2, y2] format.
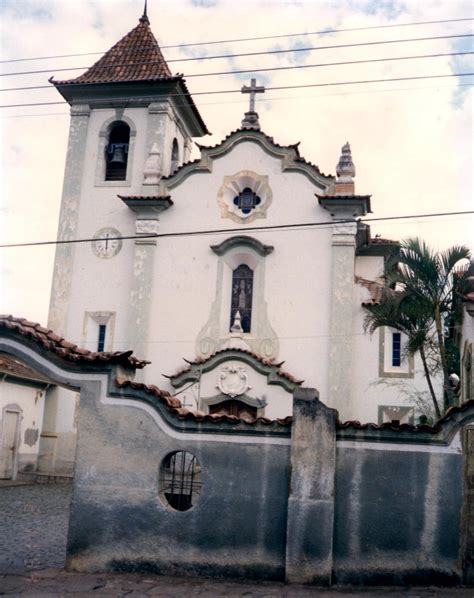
[364, 238, 471, 416]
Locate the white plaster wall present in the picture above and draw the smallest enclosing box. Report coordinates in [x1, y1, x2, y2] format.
[350, 282, 442, 423]
[355, 255, 384, 280]
[146, 142, 333, 404]
[0, 381, 46, 458]
[179, 362, 294, 420]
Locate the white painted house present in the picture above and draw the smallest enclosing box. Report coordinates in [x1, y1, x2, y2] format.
[39, 12, 436, 472]
[0, 354, 52, 478]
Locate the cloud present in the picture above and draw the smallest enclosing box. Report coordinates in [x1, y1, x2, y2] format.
[449, 37, 474, 109]
[190, 0, 218, 7]
[350, 0, 407, 20]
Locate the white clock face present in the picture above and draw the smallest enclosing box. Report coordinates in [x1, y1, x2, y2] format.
[92, 228, 122, 259]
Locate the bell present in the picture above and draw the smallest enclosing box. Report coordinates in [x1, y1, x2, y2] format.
[108, 144, 127, 165]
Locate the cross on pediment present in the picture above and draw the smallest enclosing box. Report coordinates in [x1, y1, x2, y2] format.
[241, 78, 265, 130]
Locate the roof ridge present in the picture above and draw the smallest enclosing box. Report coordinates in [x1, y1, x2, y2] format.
[51, 17, 172, 86]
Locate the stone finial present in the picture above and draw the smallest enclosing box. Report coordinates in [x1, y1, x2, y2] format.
[336, 142, 355, 182]
[230, 311, 244, 333]
[221, 311, 251, 351]
[335, 142, 355, 195]
[143, 142, 161, 185]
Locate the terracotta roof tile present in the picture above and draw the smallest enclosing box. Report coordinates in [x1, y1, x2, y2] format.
[355, 276, 388, 306]
[0, 315, 148, 369]
[370, 236, 400, 246]
[0, 353, 53, 385]
[115, 378, 292, 427]
[170, 347, 304, 385]
[337, 399, 474, 433]
[52, 16, 172, 85]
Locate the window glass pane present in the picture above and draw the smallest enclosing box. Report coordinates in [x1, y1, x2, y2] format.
[230, 264, 253, 332]
[392, 332, 401, 366]
[97, 324, 107, 352]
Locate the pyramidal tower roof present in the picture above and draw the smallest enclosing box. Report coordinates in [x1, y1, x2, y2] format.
[53, 14, 173, 85]
[50, 11, 209, 136]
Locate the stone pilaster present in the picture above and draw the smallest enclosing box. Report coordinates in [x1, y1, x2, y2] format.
[48, 104, 90, 334]
[328, 220, 357, 416]
[285, 387, 337, 585]
[128, 218, 159, 365]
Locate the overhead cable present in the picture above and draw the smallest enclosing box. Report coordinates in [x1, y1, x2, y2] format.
[1, 16, 472, 63]
[1, 72, 472, 109]
[1, 33, 472, 77]
[2, 51, 472, 93]
[1, 211, 472, 249]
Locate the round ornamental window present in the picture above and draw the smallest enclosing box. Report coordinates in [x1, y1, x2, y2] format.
[159, 451, 202, 512]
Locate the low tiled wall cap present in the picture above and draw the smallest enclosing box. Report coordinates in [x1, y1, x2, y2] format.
[171, 346, 304, 385]
[337, 399, 474, 432]
[115, 377, 293, 426]
[356, 276, 387, 306]
[0, 315, 149, 369]
[370, 237, 400, 245]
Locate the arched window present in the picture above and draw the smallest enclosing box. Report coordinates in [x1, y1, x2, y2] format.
[105, 121, 130, 181]
[170, 138, 179, 174]
[230, 264, 253, 333]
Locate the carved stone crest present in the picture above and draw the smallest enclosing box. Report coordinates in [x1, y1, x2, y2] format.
[217, 365, 251, 398]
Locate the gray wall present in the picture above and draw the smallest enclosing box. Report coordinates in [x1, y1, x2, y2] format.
[0, 333, 470, 586]
[67, 380, 291, 579]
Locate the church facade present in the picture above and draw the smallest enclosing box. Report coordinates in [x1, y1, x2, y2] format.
[42, 13, 434, 471]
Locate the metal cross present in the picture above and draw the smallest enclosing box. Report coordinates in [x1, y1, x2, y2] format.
[241, 78, 265, 113]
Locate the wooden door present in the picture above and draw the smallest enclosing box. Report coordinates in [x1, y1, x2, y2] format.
[209, 400, 257, 422]
[0, 410, 20, 479]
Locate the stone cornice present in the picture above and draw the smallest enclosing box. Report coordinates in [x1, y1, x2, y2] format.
[119, 195, 173, 218]
[317, 194, 372, 218]
[210, 236, 274, 257]
[160, 129, 335, 192]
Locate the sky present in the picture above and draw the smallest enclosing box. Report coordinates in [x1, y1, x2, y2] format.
[0, 0, 473, 326]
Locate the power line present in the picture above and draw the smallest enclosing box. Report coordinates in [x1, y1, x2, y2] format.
[2, 51, 472, 93]
[1, 17, 472, 64]
[1, 72, 472, 109]
[1, 211, 472, 249]
[2, 33, 472, 77]
[3, 80, 473, 119]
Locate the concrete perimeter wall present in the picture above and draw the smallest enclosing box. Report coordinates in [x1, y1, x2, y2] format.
[0, 332, 471, 586]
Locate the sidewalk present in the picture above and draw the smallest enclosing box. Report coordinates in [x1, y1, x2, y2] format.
[1, 569, 473, 597]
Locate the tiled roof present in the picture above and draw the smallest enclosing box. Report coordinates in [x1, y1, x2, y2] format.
[355, 276, 388, 306]
[116, 378, 293, 427]
[117, 195, 172, 201]
[169, 347, 304, 385]
[0, 353, 53, 385]
[337, 399, 474, 434]
[51, 16, 172, 85]
[370, 236, 400, 246]
[0, 315, 148, 369]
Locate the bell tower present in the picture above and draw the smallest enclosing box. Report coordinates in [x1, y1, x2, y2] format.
[47, 10, 209, 337]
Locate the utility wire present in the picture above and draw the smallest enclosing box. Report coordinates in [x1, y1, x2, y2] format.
[2, 81, 473, 118]
[1, 33, 472, 77]
[1, 72, 472, 109]
[1, 211, 472, 249]
[2, 51, 472, 93]
[1, 17, 472, 63]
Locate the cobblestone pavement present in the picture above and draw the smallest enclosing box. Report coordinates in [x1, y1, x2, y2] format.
[0, 483, 473, 596]
[0, 482, 72, 574]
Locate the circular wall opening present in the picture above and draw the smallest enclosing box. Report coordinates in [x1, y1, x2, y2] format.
[159, 451, 202, 511]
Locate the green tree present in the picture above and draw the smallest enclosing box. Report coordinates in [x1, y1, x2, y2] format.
[364, 238, 471, 417]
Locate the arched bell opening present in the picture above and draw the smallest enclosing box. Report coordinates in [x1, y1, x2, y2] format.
[170, 137, 179, 174]
[105, 121, 130, 181]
